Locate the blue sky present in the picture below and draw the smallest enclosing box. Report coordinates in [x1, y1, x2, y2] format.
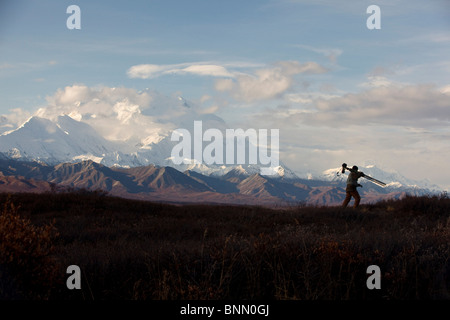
[1, 0, 450, 188]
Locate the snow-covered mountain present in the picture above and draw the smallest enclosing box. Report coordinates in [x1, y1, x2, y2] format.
[0, 93, 292, 179]
[0, 115, 116, 163]
[0, 109, 443, 194]
[0, 111, 442, 193]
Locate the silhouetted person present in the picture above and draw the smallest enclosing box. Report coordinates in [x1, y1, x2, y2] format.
[342, 165, 365, 208]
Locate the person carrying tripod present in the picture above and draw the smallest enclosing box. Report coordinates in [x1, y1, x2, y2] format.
[342, 164, 365, 208]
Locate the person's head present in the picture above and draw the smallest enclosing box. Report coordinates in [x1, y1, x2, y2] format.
[352, 165, 358, 171]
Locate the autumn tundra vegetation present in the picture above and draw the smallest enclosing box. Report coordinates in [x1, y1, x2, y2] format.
[0, 190, 449, 300]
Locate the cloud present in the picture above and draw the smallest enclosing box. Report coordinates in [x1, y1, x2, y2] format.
[215, 78, 234, 91]
[198, 105, 219, 114]
[214, 61, 328, 102]
[0, 63, 14, 70]
[440, 85, 450, 94]
[35, 85, 179, 144]
[253, 82, 450, 130]
[30, 84, 228, 147]
[127, 60, 328, 104]
[126, 65, 167, 79]
[0, 108, 32, 134]
[309, 84, 450, 127]
[177, 65, 234, 77]
[127, 62, 234, 79]
[359, 76, 395, 88]
[295, 45, 343, 64]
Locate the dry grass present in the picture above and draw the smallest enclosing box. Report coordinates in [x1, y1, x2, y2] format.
[0, 196, 60, 299]
[0, 191, 449, 300]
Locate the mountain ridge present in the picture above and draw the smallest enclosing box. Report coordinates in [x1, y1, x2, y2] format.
[0, 159, 440, 206]
[0, 110, 443, 198]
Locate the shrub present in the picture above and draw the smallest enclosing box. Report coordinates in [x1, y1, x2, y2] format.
[0, 196, 61, 299]
[0, 192, 449, 300]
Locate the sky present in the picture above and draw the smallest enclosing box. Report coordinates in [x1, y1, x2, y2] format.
[1, 0, 450, 189]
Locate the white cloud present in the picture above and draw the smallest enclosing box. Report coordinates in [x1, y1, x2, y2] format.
[35, 85, 176, 145]
[0, 108, 32, 134]
[244, 82, 449, 130]
[306, 84, 450, 127]
[177, 65, 234, 77]
[126, 64, 167, 79]
[113, 100, 141, 124]
[359, 76, 395, 88]
[440, 85, 450, 94]
[128, 60, 328, 103]
[127, 62, 234, 79]
[215, 78, 234, 92]
[214, 61, 328, 102]
[29, 84, 230, 147]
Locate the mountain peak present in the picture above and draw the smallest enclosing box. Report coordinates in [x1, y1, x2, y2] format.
[54, 159, 105, 172]
[0, 114, 114, 165]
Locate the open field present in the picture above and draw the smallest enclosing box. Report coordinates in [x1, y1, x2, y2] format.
[0, 190, 449, 300]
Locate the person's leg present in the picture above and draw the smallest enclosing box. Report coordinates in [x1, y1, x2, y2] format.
[352, 190, 361, 208]
[342, 192, 352, 208]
